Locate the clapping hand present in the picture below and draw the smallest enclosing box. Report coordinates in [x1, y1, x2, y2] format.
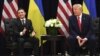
[22, 27, 27, 34]
[31, 31, 35, 37]
[20, 27, 27, 36]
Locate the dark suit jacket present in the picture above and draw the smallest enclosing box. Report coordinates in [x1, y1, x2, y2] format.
[69, 13, 94, 39]
[12, 18, 33, 38]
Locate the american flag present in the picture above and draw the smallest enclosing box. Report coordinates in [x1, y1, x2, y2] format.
[2, 0, 18, 19]
[1, 0, 18, 31]
[56, 0, 72, 37]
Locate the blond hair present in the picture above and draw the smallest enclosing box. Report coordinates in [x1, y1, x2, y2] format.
[73, 4, 82, 11]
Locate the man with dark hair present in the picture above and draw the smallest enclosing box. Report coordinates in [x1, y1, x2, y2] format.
[12, 8, 39, 56]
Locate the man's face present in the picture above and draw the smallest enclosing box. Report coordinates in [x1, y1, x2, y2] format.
[18, 9, 26, 19]
[73, 7, 82, 16]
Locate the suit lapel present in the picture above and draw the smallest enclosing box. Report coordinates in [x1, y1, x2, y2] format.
[17, 19, 24, 30]
[17, 19, 22, 25]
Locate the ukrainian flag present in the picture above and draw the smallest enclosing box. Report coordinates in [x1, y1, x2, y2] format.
[83, 0, 97, 18]
[28, 0, 46, 41]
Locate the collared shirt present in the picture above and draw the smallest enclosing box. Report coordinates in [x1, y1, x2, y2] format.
[20, 18, 26, 24]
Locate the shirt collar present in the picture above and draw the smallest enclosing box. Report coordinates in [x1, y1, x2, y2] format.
[77, 13, 82, 19]
[20, 18, 26, 21]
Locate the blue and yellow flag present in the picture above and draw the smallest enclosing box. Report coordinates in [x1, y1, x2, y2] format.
[28, 0, 46, 41]
[34, 0, 44, 16]
[83, 0, 97, 18]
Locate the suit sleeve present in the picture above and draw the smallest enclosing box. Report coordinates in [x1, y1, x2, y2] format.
[85, 15, 94, 38]
[28, 20, 34, 33]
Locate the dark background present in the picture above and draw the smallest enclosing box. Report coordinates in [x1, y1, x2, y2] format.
[0, 0, 100, 21]
[0, 0, 100, 55]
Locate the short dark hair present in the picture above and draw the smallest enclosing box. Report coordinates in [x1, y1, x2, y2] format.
[18, 8, 25, 12]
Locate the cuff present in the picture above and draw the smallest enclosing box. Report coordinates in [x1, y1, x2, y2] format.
[76, 36, 80, 39]
[20, 32, 23, 36]
[84, 38, 88, 40]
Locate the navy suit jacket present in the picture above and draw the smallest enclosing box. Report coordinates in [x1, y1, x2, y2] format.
[69, 13, 94, 39]
[12, 18, 33, 38]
